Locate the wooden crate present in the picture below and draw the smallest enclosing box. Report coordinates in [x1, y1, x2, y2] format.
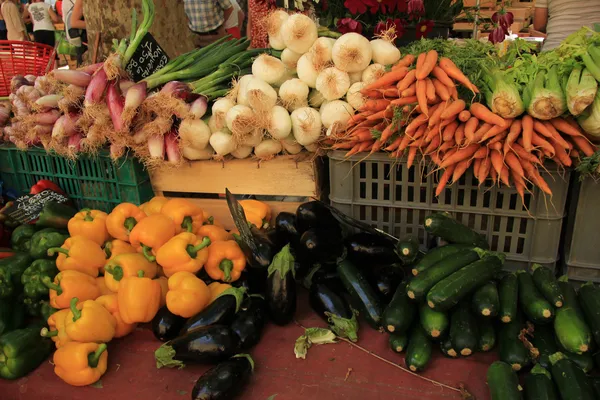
[462, 0, 497, 8]
[150, 155, 324, 230]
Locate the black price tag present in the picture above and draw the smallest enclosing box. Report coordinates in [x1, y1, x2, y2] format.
[3, 190, 70, 224]
[125, 32, 170, 82]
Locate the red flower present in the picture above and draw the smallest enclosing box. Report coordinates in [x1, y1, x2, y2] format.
[364, 0, 399, 14]
[416, 20, 434, 39]
[407, 0, 425, 16]
[397, 0, 408, 13]
[337, 18, 364, 35]
[374, 18, 407, 38]
[492, 10, 514, 34]
[321, 0, 329, 11]
[344, 0, 367, 15]
[489, 26, 506, 44]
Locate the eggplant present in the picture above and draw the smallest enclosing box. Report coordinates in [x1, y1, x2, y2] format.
[266, 244, 296, 325]
[296, 201, 341, 235]
[152, 306, 187, 342]
[155, 325, 239, 368]
[306, 263, 345, 294]
[275, 212, 300, 247]
[309, 283, 359, 342]
[180, 287, 247, 335]
[346, 232, 400, 266]
[231, 296, 268, 350]
[191, 354, 254, 400]
[365, 264, 404, 304]
[297, 228, 344, 264]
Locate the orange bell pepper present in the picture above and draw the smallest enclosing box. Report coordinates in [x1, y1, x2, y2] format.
[48, 236, 106, 277]
[129, 214, 176, 262]
[165, 271, 211, 318]
[53, 342, 108, 386]
[103, 239, 137, 262]
[140, 196, 169, 216]
[161, 198, 205, 234]
[155, 276, 168, 307]
[95, 277, 114, 295]
[104, 253, 158, 292]
[105, 203, 147, 242]
[239, 199, 271, 229]
[155, 232, 211, 277]
[64, 297, 116, 343]
[118, 270, 162, 324]
[40, 309, 71, 348]
[95, 294, 137, 338]
[45, 270, 101, 309]
[201, 211, 223, 227]
[205, 240, 246, 282]
[197, 225, 233, 243]
[208, 282, 232, 303]
[67, 209, 110, 246]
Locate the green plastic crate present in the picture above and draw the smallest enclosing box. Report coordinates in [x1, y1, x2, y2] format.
[0, 145, 154, 211]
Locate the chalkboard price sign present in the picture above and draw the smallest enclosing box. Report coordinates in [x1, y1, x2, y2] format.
[125, 33, 170, 82]
[3, 190, 70, 224]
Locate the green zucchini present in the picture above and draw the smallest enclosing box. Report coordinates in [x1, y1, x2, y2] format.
[499, 319, 531, 371]
[382, 282, 415, 334]
[563, 349, 595, 373]
[396, 236, 419, 264]
[405, 249, 479, 301]
[517, 271, 554, 324]
[472, 282, 500, 318]
[477, 318, 497, 352]
[389, 332, 409, 353]
[524, 364, 558, 400]
[487, 361, 523, 400]
[405, 326, 432, 372]
[549, 352, 595, 400]
[531, 264, 564, 308]
[449, 302, 478, 356]
[423, 213, 489, 249]
[337, 260, 383, 329]
[411, 244, 471, 276]
[553, 276, 591, 354]
[531, 324, 558, 370]
[499, 273, 519, 323]
[590, 376, 600, 399]
[420, 304, 449, 340]
[577, 282, 600, 347]
[440, 336, 458, 358]
[426, 252, 505, 311]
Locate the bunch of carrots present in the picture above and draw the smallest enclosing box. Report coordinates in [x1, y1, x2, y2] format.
[327, 49, 598, 199]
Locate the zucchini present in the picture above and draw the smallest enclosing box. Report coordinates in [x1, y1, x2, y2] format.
[472, 282, 500, 318]
[337, 260, 383, 329]
[577, 282, 600, 347]
[531, 264, 564, 308]
[554, 276, 591, 354]
[406, 249, 479, 301]
[382, 282, 415, 334]
[590, 376, 600, 399]
[411, 244, 471, 276]
[449, 302, 478, 356]
[549, 352, 595, 400]
[487, 361, 523, 400]
[426, 252, 504, 311]
[499, 319, 531, 371]
[440, 336, 458, 358]
[477, 318, 497, 352]
[499, 273, 519, 323]
[423, 213, 489, 249]
[389, 332, 409, 353]
[517, 271, 554, 324]
[396, 236, 419, 265]
[405, 326, 433, 372]
[420, 304, 449, 340]
[531, 324, 558, 370]
[524, 364, 558, 400]
[563, 349, 595, 373]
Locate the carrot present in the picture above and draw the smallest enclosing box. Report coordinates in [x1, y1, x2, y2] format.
[412, 124, 428, 140]
[480, 124, 505, 142]
[472, 147, 487, 159]
[449, 85, 459, 100]
[431, 78, 451, 101]
[380, 87, 401, 98]
[332, 142, 355, 150]
[363, 90, 384, 99]
[542, 121, 570, 149]
[455, 123, 465, 146]
[430, 152, 442, 166]
[571, 149, 580, 158]
[490, 149, 504, 176]
[384, 106, 395, 119]
[415, 53, 426, 77]
[370, 139, 384, 154]
[472, 123, 493, 143]
[360, 99, 391, 113]
[490, 168, 498, 183]
[407, 146, 418, 168]
[504, 119, 523, 155]
[436, 165, 456, 196]
[437, 139, 456, 155]
[390, 96, 418, 106]
[425, 78, 436, 102]
[416, 79, 429, 116]
[440, 143, 479, 168]
[363, 67, 409, 91]
[425, 125, 440, 143]
[499, 166, 510, 187]
[490, 142, 503, 151]
[550, 138, 572, 167]
[512, 143, 542, 164]
[428, 102, 446, 128]
[358, 140, 374, 153]
[533, 120, 553, 138]
[406, 113, 429, 135]
[381, 123, 398, 144]
[487, 130, 508, 146]
[385, 135, 403, 151]
[347, 113, 369, 126]
[397, 70, 417, 92]
[522, 115, 534, 152]
[505, 151, 525, 178]
[479, 156, 491, 185]
[394, 54, 416, 69]
[345, 142, 363, 157]
[469, 103, 506, 127]
[511, 169, 527, 205]
[442, 121, 459, 141]
[452, 159, 472, 183]
[473, 158, 482, 181]
[529, 168, 552, 195]
[440, 99, 466, 120]
[416, 50, 438, 80]
[458, 110, 471, 122]
[571, 135, 597, 157]
[438, 57, 479, 93]
[401, 85, 417, 97]
[431, 66, 455, 88]
[409, 136, 425, 148]
[367, 110, 388, 121]
[349, 129, 373, 142]
[464, 117, 480, 143]
[424, 135, 441, 154]
[397, 134, 412, 153]
[549, 117, 584, 137]
[532, 132, 555, 156]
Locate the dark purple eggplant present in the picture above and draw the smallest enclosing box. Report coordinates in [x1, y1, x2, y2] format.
[230, 296, 268, 350]
[297, 228, 344, 264]
[346, 232, 400, 266]
[155, 325, 239, 368]
[275, 212, 300, 246]
[365, 265, 405, 304]
[309, 283, 358, 342]
[306, 263, 345, 294]
[152, 306, 187, 342]
[296, 201, 341, 235]
[179, 287, 247, 335]
[266, 244, 296, 326]
[191, 354, 254, 400]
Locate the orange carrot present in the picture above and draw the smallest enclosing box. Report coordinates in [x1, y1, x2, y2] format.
[499, 166, 510, 187]
[490, 141, 503, 151]
[469, 103, 506, 127]
[345, 142, 363, 157]
[413, 124, 428, 140]
[571, 149, 580, 158]
[512, 143, 542, 164]
[478, 155, 491, 185]
[504, 119, 523, 154]
[472, 147, 488, 159]
[401, 85, 417, 97]
[511, 169, 527, 205]
[472, 123, 493, 143]
[571, 135, 597, 157]
[431, 66, 455, 88]
[428, 102, 446, 128]
[416, 79, 429, 116]
[480, 124, 505, 142]
[394, 54, 416, 69]
[409, 136, 425, 148]
[370, 139, 384, 154]
[415, 53, 426, 77]
[436, 165, 456, 196]
[549, 118, 584, 137]
[452, 159, 472, 183]
[449, 85, 459, 100]
[424, 135, 441, 154]
[458, 110, 471, 122]
[360, 99, 391, 112]
[439, 57, 479, 93]
[440, 99, 466, 120]
[464, 117, 480, 143]
[362, 67, 409, 91]
[528, 167, 552, 195]
[490, 168, 498, 183]
[425, 78, 436, 102]
[397, 134, 412, 153]
[358, 140, 374, 153]
[533, 120, 553, 138]
[363, 90, 384, 99]
[522, 115, 534, 152]
[532, 132, 555, 156]
[379, 124, 397, 144]
[367, 109, 388, 121]
[406, 113, 429, 135]
[379, 87, 401, 98]
[490, 149, 504, 177]
[440, 143, 479, 168]
[442, 121, 459, 141]
[397, 70, 417, 92]
[425, 125, 440, 143]
[438, 139, 456, 155]
[505, 151, 525, 178]
[487, 130, 508, 146]
[473, 158, 482, 181]
[455, 123, 465, 146]
[332, 142, 355, 150]
[416, 50, 438, 80]
[349, 129, 373, 142]
[430, 152, 442, 166]
[542, 121, 570, 149]
[390, 96, 418, 106]
[385, 135, 403, 151]
[431, 78, 451, 101]
[407, 146, 418, 168]
[551, 138, 572, 167]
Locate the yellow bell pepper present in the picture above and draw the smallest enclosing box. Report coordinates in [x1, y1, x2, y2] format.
[48, 236, 106, 277]
[64, 297, 116, 343]
[140, 196, 169, 216]
[95, 294, 137, 338]
[105, 203, 147, 242]
[53, 342, 108, 387]
[118, 270, 162, 324]
[196, 225, 233, 243]
[129, 214, 176, 262]
[67, 209, 110, 246]
[166, 271, 211, 318]
[205, 240, 246, 283]
[40, 309, 71, 348]
[104, 253, 158, 292]
[45, 270, 101, 309]
[96, 277, 114, 295]
[155, 232, 211, 277]
[202, 211, 223, 227]
[239, 199, 271, 229]
[155, 276, 168, 307]
[161, 198, 205, 234]
[208, 282, 232, 303]
[103, 239, 137, 262]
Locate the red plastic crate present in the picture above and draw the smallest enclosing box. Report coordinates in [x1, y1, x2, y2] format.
[0, 40, 55, 96]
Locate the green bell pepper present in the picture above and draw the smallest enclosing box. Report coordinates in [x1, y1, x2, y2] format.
[23, 298, 57, 320]
[0, 253, 34, 299]
[21, 260, 58, 299]
[0, 324, 53, 379]
[10, 225, 38, 253]
[29, 228, 68, 260]
[0, 298, 25, 336]
[36, 202, 77, 230]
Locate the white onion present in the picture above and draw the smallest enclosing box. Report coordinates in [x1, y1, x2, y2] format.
[316, 67, 351, 101]
[362, 64, 386, 85]
[281, 138, 303, 154]
[332, 33, 372, 73]
[268, 106, 292, 140]
[280, 14, 318, 54]
[246, 78, 278, 112]
[308, 90, 326, 107]
[297, 54, 320, 88]
[304, 143, 319, 152]
[267, 10, 289, 51]
[183, 144, 214, 160]
[347, 82, 367, 110]
[281, 48, 302, 71]
[320, 100, 354, 137]
[209, 131, 236, 157]
[231, 145, 253, 159]
[252, 54, 287, 86]
[179, 119, 211, 150]
[226, 105, 255, 136]
[370, 39, 401, 66]
[239, 129, 263, 147]
[279, 78, 309, 112]
[212, 97, 235, 131]
[310, 37, 336, 70]
[208, 115, 224, 133]
[236, 75, 254, 106]
[348, 71, 364, 85]
[255, 139, 283, 160]
[291, 107, 322, 146]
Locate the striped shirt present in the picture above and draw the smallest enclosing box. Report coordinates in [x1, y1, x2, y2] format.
[536, 0, 600, 51]
[184, 0, 232, 33]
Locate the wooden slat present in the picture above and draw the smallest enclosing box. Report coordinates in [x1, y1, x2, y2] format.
[150, 156, 319, 197]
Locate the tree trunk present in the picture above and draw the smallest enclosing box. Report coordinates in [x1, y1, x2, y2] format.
[83, 0, 195, 62]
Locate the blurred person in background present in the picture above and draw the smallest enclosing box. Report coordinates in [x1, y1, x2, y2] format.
[62, 0, 85, 64]
[0, 7, 7, 40]
[2, 0, 26, 40]
[183, 0, 234, 47]
[247, 0, 269, 48]
[23, 0, 58, 47]
[224, 0, 244, 39]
